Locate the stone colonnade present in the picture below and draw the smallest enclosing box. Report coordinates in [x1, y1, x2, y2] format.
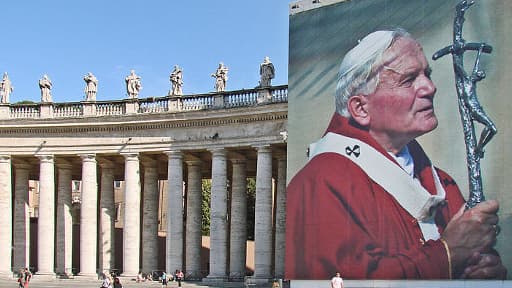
[0, 145, 287, 282]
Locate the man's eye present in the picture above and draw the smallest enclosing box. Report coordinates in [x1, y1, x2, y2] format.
[401, 77, 415, 87]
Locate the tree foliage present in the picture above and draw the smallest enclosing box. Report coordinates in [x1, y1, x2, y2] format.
[200, 177, 256, 240]
[246, 178, 256, 240]
[201, 179, 211, 236]
[15, 100, 36, 104]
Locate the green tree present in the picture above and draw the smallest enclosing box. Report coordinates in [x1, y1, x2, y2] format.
[246, 178, 256, 240]
[200, 177, 256, 240]
[201, 179, 211, 236]
[15, 100, 36, 104]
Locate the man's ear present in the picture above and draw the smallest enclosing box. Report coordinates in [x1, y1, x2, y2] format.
[347, 95, 370, 126]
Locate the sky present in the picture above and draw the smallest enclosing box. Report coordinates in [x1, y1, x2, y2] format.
[1, 1, 290, 103]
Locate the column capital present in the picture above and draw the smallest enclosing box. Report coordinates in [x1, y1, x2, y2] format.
[37, 154, 54, 163]
[185, 159, 202, 167]
[165, 150, 183, 159]
[184, 153, 201, 164]
[228, 151, 247, 164]
[79, 154, 97, 163]
[56, 163, 73, 170]
[0, 155, 11, 163]
[140, 155, 158, 167]
[273, 147, 287, 160]
[253, 144, 272, 153]
[230, 158, 247, 165]
[55, 159, 73, 169]
[209, 147, 226, 157]
[121, 153, 139, 161]
[97, 157, 115, 169]
[13, 160, 31, 170]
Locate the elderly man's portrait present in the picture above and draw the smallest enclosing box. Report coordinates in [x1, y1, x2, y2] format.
[285, 0, 511, 282]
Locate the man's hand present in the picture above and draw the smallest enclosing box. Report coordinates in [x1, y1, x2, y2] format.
[460, 252, 507, 279]
[441, 200, 499, 276]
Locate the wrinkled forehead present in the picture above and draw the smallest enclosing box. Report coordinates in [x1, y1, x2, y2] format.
[381, 37, 426, 71]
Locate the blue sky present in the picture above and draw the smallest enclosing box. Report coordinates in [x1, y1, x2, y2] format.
[1, 1, 290, 103]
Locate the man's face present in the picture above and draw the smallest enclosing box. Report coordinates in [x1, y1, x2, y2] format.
[365, 37, 438, 151]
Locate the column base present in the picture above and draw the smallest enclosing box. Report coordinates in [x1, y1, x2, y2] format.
[185, 270, 204, 281]
[76, 272, 98, 280]
[35, 271, 56, 280]
[121, 271, 138, 278]
[0, 271, 14, 279]
[203, 274, 228, 284]
[58, 274, 74, 279]
[245, 276, 274, 288]
[228, 271, 246, 282]
[56, 268, 75, 279]
[117, 275, 137, 283]
[57, 272, 74, 279]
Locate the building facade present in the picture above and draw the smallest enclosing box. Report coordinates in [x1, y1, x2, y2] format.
[0, 85, 288, 284]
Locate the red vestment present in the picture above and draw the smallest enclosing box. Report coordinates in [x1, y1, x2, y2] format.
[285, 113, 465, 279]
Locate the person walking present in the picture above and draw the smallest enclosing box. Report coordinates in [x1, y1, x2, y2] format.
[161, 271, 167, 287]
[100, 273, 112, 288]
[331, 272, 344, 288]
[16, 270, 24, 288]
[175, 270, 184, 287]
[113, 276, 123, 288]
[23, 268, 32, 288]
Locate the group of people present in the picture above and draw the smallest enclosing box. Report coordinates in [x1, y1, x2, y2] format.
[100, 273, 123, 288]
[16, 268, 32, 288]
[136, 271, 153, 282]
[160, 270, 184, 287]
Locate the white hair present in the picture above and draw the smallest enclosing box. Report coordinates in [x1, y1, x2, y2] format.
[335, 28, 411, 117]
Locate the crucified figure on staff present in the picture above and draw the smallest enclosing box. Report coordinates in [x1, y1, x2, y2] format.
[433, 0, 497, 208]
[456, 44, 496, 158]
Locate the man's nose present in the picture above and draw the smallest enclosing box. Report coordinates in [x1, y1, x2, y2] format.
[417, 75, 436, 97]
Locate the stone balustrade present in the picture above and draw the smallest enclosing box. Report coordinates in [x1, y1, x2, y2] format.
[0, 85, 287, 120]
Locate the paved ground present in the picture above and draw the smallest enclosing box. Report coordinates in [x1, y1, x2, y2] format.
[0, 277, 235, 288]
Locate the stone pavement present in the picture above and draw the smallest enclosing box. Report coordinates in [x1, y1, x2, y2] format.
[0, 277, 242, 288]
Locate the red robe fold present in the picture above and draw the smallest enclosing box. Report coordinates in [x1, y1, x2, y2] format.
[285, 113, 465, 279]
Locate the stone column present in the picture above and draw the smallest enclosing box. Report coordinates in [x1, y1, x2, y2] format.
[99, 160, 115, 275]
[254, 145, 273, 279]
[122, 153, 141, 276]
[0, 155, 12, 276]
[274, 155, 287, 278]
[166, 151, 184, 273]
[206, 148, 228, 281]
[79, 154, 98, 277]
[142, 158, 159, 273]
[37, 155, 55, 275]
[185, 159, 202, 279]
[229, 158, 247, 280]
[56, 162, 73, 276]
[13, 162, 31, 271]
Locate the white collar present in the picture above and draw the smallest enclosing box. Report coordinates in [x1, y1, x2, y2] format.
[389, 146, 414, 178]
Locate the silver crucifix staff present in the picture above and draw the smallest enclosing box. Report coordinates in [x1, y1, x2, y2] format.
[432, 0, 497, 209]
